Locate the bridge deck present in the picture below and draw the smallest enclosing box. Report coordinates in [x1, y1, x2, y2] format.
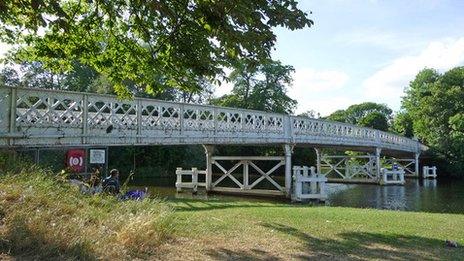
[0, 87, 426, 154]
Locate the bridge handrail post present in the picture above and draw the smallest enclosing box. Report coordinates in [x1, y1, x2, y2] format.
[179, 104, 184, 134]
[8, 87, 17, 135]
[82, 94, 88, 144]
[375, 130, 381, 146]
[136, 98, 142, 143]
[284, 115, 292, 142]
[213, 107, 218, 136]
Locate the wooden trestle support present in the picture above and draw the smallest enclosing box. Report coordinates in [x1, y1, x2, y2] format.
[200, 144, 292, 197]
[175, 145, 423, 199]
[314, 148, 421, 185]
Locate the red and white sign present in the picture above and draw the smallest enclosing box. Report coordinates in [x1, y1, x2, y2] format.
[66, 149, 85, 173]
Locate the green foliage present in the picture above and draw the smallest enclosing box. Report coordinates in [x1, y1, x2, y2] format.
[358, 111, 389, 131]
[327, 102, 393, 131]
[1, 0, 313, 97]
[0, 61, 215, 103]
[109, 145, 206, 179]
[401, 67, 464, 175]
[391, 111, 414, 137]
[212, 60, 297, 114]
[0, 156, 174, 259]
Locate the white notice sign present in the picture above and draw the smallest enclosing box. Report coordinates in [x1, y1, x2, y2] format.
[89, 149, 106, 164]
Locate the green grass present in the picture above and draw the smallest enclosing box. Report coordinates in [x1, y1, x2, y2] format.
[164, 197, 464, 260]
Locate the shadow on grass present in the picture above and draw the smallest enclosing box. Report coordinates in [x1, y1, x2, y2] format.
[0, 218, 96, 260]
[167, 197, 302, 212]
[204, 223, 463, 260]
[205, 247, 283, 261]
[263, 222, 462, 260]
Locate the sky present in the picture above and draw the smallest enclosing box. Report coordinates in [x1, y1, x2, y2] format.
[216, 0, 464, 116]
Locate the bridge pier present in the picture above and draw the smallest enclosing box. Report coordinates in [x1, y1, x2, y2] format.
[284, 144, 294, 197]
[375, 147, 382, 180]
[314, 148, 322, 175]
[414, 152, 420, 178]
[202, 145, 215, 191]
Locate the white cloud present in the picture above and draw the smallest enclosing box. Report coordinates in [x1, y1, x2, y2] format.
[212, 66, 350, 116]
[289, 68, 350, 115]
[292, 68, 349, 92]
[335, 29, 426, 53]
[363, 37, 464, 109]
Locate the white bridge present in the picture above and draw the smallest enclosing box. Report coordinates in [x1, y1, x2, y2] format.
[0, 87, 428, 197]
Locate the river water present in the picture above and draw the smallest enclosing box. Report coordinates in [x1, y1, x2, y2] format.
[130, 177, 464, 214]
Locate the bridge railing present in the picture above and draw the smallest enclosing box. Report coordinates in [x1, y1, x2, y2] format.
[0, 87, 424, 152]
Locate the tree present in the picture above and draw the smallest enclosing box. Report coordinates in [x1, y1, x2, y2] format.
[0, 67, 20, 87]
[358, 111, 389, 131]
[1, 1, 313, 97]
[212, 60, 297, 114]
[0, 61, 214, 104]
[326, 109, 346, 123]
[327, 102, 393, 131]
[401, 67, 464, 175]
[391, 111, 414, 137]
[298, 110, 321, 119]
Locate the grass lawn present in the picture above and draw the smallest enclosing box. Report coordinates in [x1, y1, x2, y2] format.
[1, 161, 463, 260]
[159, 197, 464, 260]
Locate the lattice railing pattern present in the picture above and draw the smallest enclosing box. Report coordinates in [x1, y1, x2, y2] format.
[15, 89, 83, 127]
[0, 87, 424, 152]
[292, 118, 377, 140]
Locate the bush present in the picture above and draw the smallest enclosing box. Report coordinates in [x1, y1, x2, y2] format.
[0, 159, 174, 259]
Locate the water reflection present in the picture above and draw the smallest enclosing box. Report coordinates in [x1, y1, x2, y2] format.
[130, 177, 464, 214]
[327, 179, 464, 214]
[421, 179, 437, 188]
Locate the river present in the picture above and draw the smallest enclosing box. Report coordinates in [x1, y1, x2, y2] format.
[130, 177, 464, 214]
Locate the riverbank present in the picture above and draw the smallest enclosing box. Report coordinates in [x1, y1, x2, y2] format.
[0, 169, 463, 259]
[0, 166, 174, 260]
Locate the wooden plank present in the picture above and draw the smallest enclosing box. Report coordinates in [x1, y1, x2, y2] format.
[210, 187, 285, 196]
[327, 178, 379, 184]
